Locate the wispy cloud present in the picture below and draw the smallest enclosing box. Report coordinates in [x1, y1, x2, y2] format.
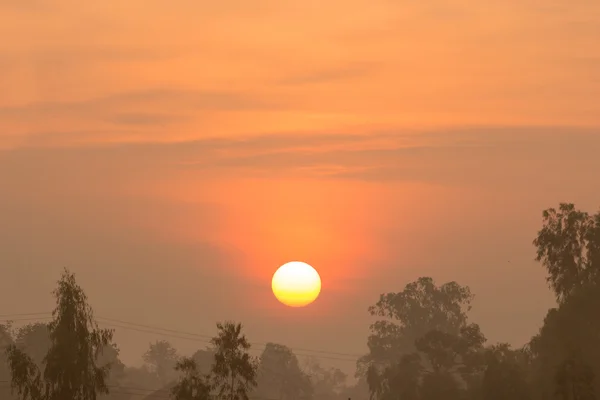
[4, 126, 599, 188]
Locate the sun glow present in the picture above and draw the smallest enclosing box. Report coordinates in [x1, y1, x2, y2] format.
[271, 261, 321, 307]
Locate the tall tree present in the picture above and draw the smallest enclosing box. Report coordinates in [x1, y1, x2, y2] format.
[361, 277, 474, 371]
[365, 277, 484, 400]
[211, 322, 258, 400]
[531, 204, 600, 399]
[533, 203, 600, 302]
[4, 268, 114, 400]
[143, 340, 179, 386]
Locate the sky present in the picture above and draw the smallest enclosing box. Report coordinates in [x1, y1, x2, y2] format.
[1, 0, 599, 374]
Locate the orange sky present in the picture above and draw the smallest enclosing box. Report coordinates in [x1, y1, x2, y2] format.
[1, 0, 599, 372]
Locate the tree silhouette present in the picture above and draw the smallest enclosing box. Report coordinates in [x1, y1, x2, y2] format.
[364, 278, 486, 400]
[531, 204, 600, 399]
[210, 322, 258, 400]
[533, 203, 600, 302]
[361, 277, 474, 372]
[4, 268, 114, 400]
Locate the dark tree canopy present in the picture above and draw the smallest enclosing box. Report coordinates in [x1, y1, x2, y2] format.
[533, 203, 600, 302]
[530, 204, 600, 400]
[365, 277, 483, 400]
[363, 277, 474, 370]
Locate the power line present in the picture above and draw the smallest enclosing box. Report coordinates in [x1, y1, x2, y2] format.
[0, 312, 363, 363]
[0, 312, 52, 318]
[0, 316, 365, 398]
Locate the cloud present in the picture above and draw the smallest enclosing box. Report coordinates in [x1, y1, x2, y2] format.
[0, 88, 290, 145]
[0, 88, 286, 118]
[3, 125, 599, 188]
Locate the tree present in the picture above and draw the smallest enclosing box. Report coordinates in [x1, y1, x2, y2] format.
[420, 370, 462, 400]
[171, 357, 212, 400]
[1, 323, 15, 399]
[366, 354, 421, 400]
[143, 340, 179, 386]
[361, 277, 474, 371]
[415, 324, 485, 375]
[533, 203, 600, 302]
[256, 343, 312, 400]
[528, 289, 600, 400]
[482, 344, 530, 400]
[554, 352, 596, 400]
[4, 268, 114, 400]
[96, 343, 127, 400]
[0, 322, 13, 347]
[364, 277, 484, 400]
[210, 322, 258, 400]
[191, 348, 216, 376]
[531, 204, 600, 399]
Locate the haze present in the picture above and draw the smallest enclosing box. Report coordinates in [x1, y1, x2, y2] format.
[1, 1, 600, 399]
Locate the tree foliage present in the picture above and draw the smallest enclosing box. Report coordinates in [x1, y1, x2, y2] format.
[362, 277, 474, 371]
[4, 269, 114, 400]
[365, 277, 484, 400]
[210, 322, 258, 400]
[533, 203, 600, 302]
[530, 204, 600, 400]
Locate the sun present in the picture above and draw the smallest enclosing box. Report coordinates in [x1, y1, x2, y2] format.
[271, 261, 321, 307]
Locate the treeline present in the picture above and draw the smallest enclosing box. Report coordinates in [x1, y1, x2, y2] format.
[2, 202, 600, 400]
[0, 272, 354, 400]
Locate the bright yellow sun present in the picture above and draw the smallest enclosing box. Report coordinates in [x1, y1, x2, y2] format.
[271, 261, 321, 307]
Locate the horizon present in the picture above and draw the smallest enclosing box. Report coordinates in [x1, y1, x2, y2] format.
[1, 1, 600, 399]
